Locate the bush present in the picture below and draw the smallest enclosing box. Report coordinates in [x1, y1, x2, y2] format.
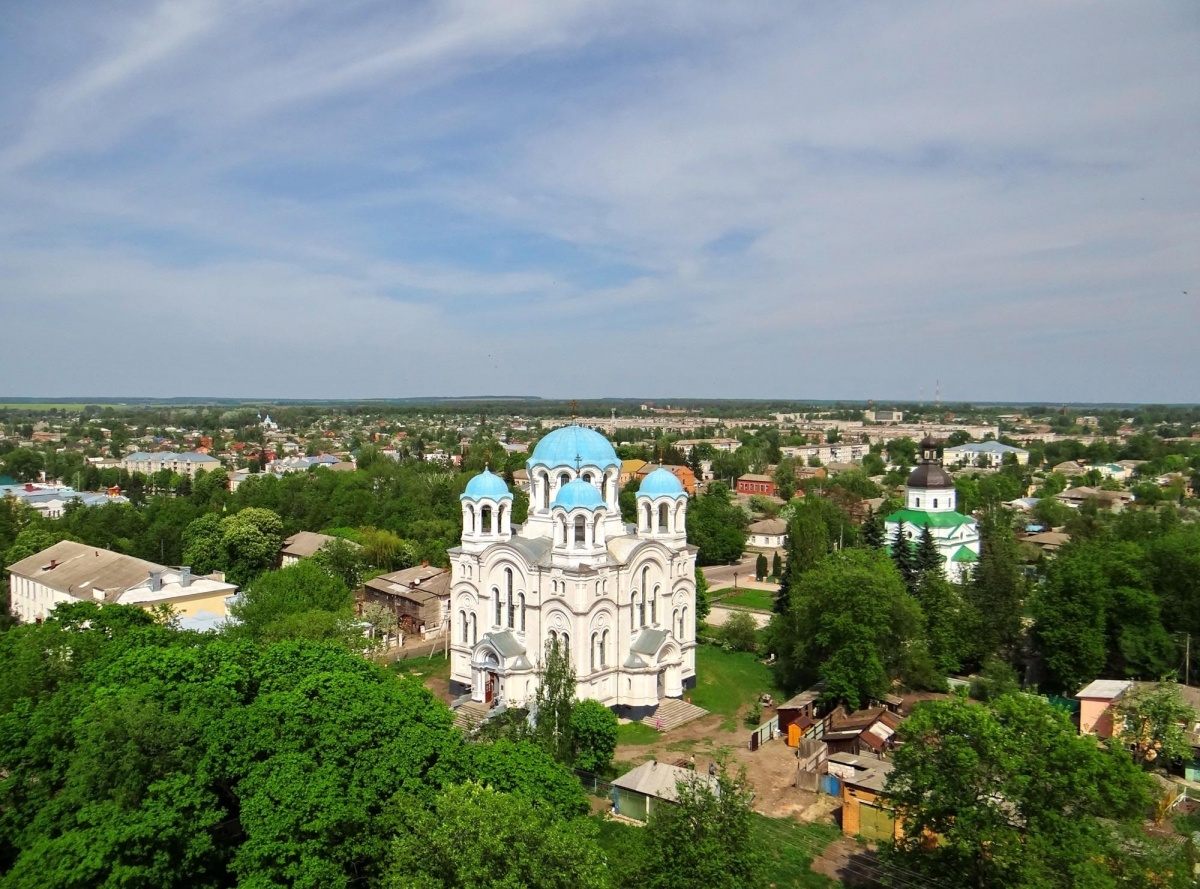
[745, 700, 763, 727]
[719, 611, 760, 653]
[571, 699, 619, 775]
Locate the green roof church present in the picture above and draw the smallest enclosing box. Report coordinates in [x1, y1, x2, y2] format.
[885, 436, 980, 581]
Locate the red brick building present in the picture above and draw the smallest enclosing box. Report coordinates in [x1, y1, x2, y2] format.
[736, 473, 776, 497]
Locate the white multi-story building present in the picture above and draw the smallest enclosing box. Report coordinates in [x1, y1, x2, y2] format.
[780, 443, 868, 465]
[121, 452, 221, 478]
[7, 540, 237, 629]
[943, 441, 1029, 468]
[884, 438, 981, 582]
[448, 425, 697, 719]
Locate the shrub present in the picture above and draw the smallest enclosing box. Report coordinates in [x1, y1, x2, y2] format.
[720, 611, 760, 653]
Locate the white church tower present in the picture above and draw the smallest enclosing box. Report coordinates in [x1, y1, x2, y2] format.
[884, 436, 980, 581]
[448, 426, 697, 718]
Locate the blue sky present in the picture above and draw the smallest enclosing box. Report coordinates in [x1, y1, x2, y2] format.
[1, 1, 1197, 402]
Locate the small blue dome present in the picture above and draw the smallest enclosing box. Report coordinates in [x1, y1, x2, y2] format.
[461, 469, 513, 501]
[638, 467, 687, 499]
[528, 425, 619, 472]
[552, 479, 605, 511]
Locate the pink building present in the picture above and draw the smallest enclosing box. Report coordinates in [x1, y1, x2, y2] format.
[1076, 679, 1133, 738]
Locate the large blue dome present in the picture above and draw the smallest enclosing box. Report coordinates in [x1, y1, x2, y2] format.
[638, 467, 687, 499]
[460, 468, 513, 501]
[528, 425, 619, 472]
[552, 479, 606, 511]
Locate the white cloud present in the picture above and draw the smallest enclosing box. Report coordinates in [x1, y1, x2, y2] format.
[0, 0, 1196, 400]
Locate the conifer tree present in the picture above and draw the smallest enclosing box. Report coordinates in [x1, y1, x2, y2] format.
[916, 524, 943, 579]
[772, 552, 783, 579]
[891, 522, 918, 590]
[755, 552, 768, 581]
[862, 506, 885, 550]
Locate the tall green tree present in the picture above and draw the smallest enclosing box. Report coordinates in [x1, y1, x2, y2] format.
[965, 512, 1025, 665]
[885, 694, 1181, 889]
[532, 637, 576, 764]
[890, 522, 918, 591]
[686, 482, 748, 565]
[383, 782, 609, 889]
[861, 506, 884, 550]
[915, 524, 942, 579]
[754, 552, 768, 581]
[639, 764, 762, 889]
[768, 549, 931, 706]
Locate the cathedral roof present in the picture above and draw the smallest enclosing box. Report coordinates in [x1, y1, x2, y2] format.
[638, 467, 687, 499]
[461, 468, 513, 501]
[528, 425, 619, 472]
[907, 462, 954, 489]
[552, 479, 605, 511]
[884, 508, 975, 529]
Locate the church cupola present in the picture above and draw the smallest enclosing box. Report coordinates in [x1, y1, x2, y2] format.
[551, 478, 608, 559]
[636, 467, 688, 544]
[905, 436, 956, 512]
[460, 468, 513, 553]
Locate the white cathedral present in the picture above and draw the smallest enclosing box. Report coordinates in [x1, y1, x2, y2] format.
[884, 436, 981, 582]
[448, 425, 697, 718]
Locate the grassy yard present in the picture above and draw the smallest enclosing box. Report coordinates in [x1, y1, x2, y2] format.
[591, 814, 841, 888]
[616, 722, 661, 745]
[689, 645, 784, 730]
[717, 587, 777, 612]
[390, 651, 452, 683]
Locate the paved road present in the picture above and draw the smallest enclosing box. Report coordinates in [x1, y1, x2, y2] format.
[707, 606, 771, 629]
[701, 554, 762, 589]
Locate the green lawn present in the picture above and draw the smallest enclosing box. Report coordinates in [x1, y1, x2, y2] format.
[591, 814, 841, 887]
[390, 651, 451, 682]
[616, 722, 661, 746]
[689, 645, 784, 730]
[718, 587, 777, 612]
[750, 815, 842, 888]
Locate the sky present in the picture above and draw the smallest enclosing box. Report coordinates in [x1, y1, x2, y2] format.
[1, 1, 1197, 403]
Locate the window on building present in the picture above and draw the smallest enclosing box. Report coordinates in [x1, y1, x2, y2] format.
[493, 588, 501, 626]
[574, 515, 586, 545]
[518, 593, 526, 632]
[460, 610, 468, 644]
[505, 569, 515, 629]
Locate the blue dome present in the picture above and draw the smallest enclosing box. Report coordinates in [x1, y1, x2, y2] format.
[528, 425, 619, 472]
[552, 479, 606, 511]
[638, 467, 686, 499]
[460, 469, 513, 501]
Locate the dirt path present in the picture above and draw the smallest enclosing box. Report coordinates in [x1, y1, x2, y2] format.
[615, 708, 834, 821]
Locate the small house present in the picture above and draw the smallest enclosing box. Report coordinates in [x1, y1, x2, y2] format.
[611, 760, 718, 823]
[829, 753, 899, 842]
[1077, 679, 1134, 738]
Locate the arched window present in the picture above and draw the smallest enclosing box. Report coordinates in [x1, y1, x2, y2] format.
[493, 588, 501, 626]
[600, 629, 608, 667]
[631, 592, 641, 630]
[574, 515, 586, 545]
[558, 472, 571, 490]
[481, 505, 493, 534]
[470, 613, 477, 645]
[460, 610, 468, 643]
[641, 502, 652, 531]
[541, 472, 551, 509]
[465, 504, 475, 534]
[590, 632, 598, 671]
[641, 568, 651, 626]
[518, 593, 526, 632]
[583, 472, 593, 484]
[602, 474, 610, 503]
[560, 633, 569, 663]
[650, 584, 659, 625]
[658, 502, 669, 532]
[505, 569, 515, 629]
